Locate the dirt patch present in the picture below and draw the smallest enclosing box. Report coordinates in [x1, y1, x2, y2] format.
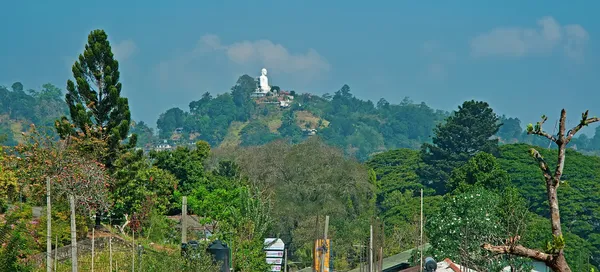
[295, 111, 328, 129]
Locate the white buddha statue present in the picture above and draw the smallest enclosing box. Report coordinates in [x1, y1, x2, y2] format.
[259, 68, 271, 93]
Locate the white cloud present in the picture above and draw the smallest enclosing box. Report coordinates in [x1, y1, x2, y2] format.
[470, 16, 589, 61]
[112, 40, 137, 61]
[155, 34, 330, 93]
[194, 34, 331, 76]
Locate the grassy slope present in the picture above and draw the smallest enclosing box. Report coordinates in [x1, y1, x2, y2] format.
[217, 107, 330, 149]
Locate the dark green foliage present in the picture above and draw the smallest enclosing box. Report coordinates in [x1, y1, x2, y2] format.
[240, 121, 278, 147]
[230, 75, 258, 121]
[112, 150, 178, 216]
[277, 110, 303, 144]
[150, 141, 210, 196]
[447, 152, 510, 193]
[156, 107, 186, 139]
[418, 100, 501, 194]
[56, 29, 134, 167]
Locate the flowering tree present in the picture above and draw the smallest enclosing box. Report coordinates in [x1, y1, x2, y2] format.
[427, 188, 532, 271]
[51, 153, 112, 214]
[7, 125, 112, 214]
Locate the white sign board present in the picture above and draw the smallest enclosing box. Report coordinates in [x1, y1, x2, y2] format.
[266, 251, 284, 258]
[267, 258, 283, 264]
[264, 238, 285, 251]
[264, 238, 285, 272]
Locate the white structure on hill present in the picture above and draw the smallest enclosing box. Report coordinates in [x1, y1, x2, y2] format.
[259, 68, 271, 93]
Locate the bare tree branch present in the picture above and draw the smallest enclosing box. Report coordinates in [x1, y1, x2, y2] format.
[527, 115, 557, 143]
[566, 110, 600, 143]
[529, 148, 553, 182]
[482, 243, 553, 262]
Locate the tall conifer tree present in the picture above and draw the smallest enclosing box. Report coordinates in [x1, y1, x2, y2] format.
[56, 29, 136, 168]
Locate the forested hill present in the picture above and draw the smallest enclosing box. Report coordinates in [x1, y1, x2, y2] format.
[153, 75, 600, 160]
[0, 83, 67, 145]
[0, 82, 153, 148]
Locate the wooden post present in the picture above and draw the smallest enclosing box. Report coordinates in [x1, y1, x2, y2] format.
[46, 177, 52, 272]
[132, 230, 135, 272]
[420, 188, 423, 272]
[284, 248, 288, 272]
[369, 225, 373, 272]
[54, 236, 57, 272]
[110, 236, 113, 272]
[378, 247, 383, 272]
[92, 227, 95, 272]
[69, 195, 77, 272]
[182, 196, 187, 244]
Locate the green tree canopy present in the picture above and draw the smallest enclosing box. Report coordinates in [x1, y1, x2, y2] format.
[418, 100, 501, 194]
[447, 152, 511, 193]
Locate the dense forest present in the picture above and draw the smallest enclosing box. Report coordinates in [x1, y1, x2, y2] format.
[2, 29, 600, 272]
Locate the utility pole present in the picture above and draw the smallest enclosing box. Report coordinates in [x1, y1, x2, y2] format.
[46, 178, 52, 272]
[69, 195, 77, 272]
[369, 225, 373, 272]
[313, 215, 319, 272]
[320, 215, 329, 272]
[420, 188, 423, 272]
[182, 196, 187, 244]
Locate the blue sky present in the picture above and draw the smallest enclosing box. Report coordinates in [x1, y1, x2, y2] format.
[1, 1, 599, 135]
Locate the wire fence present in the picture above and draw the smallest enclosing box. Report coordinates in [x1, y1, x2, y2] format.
[4, 195, 220, 272]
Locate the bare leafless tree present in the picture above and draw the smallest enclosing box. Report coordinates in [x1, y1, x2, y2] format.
[482, 109, 599, 272]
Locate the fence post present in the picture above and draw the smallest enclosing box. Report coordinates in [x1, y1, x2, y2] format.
[69, 195, 77, 272]
[110, 236, 113, 272]
[54, 236, 57, 272]
[132, 230, 135, 272]
[182, 196, 187, 244]
[46, 177, 52, 272]
[92, 227, 95, 272]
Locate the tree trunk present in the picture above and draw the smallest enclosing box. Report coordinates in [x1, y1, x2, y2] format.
[95, 211, 102, 228]
[551, 254, 571, 272]
[547, 184, 562, 236]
